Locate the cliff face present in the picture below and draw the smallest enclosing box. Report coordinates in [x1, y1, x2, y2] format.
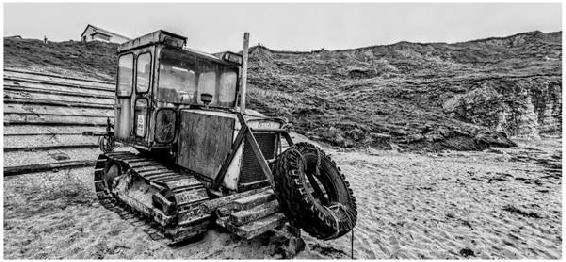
[443, 77, 561, 138]
[246, 31, 561, 150]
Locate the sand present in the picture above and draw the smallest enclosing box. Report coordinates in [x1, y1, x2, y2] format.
[3, 137, 561, 259]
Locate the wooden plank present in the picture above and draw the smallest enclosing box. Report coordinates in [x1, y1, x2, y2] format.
[4, 76, 114, 93]
[239, 180, 270, 191]
[4, 133, 98, 147]
[200, 187, 270, 213]
[4, 98, 113, 109]
[232, 189, 275, 210]
[229, 200, 280, 226]
[4, 144, 99, 152]
[3, 133, 98, 148]
[4, 77, 114, 94]
[4, 69, 114, 87]
[5, 112, 111, 118]
[5, 113, 110, 126]
[4, 89, 114, 105]
[4, 103, 112, 117]
[4, 147, 102, 167]
[230, 213, 286, 240]
[4, 77, 115, 94]
[216, 189, 275, 217]
[4, 132, 85, 136]
[4, 84, 113, 99]
[3, 125, 106, 135]
[4, 68, 114, 84]
[4, 160, 96, 176]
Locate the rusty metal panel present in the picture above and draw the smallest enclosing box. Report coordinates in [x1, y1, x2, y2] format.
[177, 112, 235, 180]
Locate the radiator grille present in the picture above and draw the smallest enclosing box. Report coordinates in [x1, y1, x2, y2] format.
[240, 132, 277, 185]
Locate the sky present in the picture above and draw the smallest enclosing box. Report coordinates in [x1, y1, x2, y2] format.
[3, 2, 562, 53]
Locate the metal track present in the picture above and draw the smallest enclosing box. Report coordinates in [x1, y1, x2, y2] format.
[94, 151, 211, 245]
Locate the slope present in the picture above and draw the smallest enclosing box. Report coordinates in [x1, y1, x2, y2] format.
[4, 31, 561, 150]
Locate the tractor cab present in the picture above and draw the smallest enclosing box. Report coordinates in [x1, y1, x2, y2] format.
[114, 31, 243, 149]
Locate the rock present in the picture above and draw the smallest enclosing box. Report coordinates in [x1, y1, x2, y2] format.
[424, 132, 444, 142]
[407, 133, 424, 143]
[370, 133, 392, 149]
[486, 148, 504, 154]
[502, 205, 541, 218]
[459, 248, 475, 257]
[347, 66, 374, 79]
[372, 132, 391, 139]
[365, 147, 382, 155]
[475, 131, 517, 149]
[345, 128, 366, 142]
[442, 80, 561, 139]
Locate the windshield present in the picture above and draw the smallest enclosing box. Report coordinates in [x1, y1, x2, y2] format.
[157, 49, 239, 107]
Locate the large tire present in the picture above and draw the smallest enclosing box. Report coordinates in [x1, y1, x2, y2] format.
[273, 142, 357, 240]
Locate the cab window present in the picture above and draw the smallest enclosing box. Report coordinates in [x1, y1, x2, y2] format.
[157, 49, 238, 107]
[117, 53, 133, 97]
[197, 71, 216, 102]
[219, 71, 237, 103]
[136, 52, 151, 93]
[158, 64, 196, 103]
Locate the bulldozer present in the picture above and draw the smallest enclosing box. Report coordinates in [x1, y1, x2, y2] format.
[94, 30, 357, 245]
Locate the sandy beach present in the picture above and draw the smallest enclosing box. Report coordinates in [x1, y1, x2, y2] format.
[3, 137, 561, 259]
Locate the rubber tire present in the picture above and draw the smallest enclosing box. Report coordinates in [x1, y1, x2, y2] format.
[273, 142, 357, 240]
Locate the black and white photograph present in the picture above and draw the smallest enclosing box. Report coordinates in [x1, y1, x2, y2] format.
[2, 1, 563, 259]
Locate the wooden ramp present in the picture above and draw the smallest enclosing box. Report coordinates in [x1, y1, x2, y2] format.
[3, 68, 114, 176]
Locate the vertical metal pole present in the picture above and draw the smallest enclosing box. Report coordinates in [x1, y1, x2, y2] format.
[241, 32, 249, 114]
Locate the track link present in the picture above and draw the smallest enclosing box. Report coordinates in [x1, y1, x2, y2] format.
[94, 151, 211, 245]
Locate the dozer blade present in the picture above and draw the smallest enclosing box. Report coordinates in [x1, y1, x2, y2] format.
[94, 152, 211, 244]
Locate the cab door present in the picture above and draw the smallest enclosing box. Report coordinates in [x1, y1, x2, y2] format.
[115, 53, 134, 141]
[132, 51, 153, 145]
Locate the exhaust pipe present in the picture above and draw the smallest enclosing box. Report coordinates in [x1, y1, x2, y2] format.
[240, 32, 249, 114]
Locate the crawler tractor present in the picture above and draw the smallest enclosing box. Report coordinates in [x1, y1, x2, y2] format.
[94, 31, 356, 244]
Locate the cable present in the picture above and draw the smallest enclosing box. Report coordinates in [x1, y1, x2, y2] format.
[351, 227, 355, 259]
